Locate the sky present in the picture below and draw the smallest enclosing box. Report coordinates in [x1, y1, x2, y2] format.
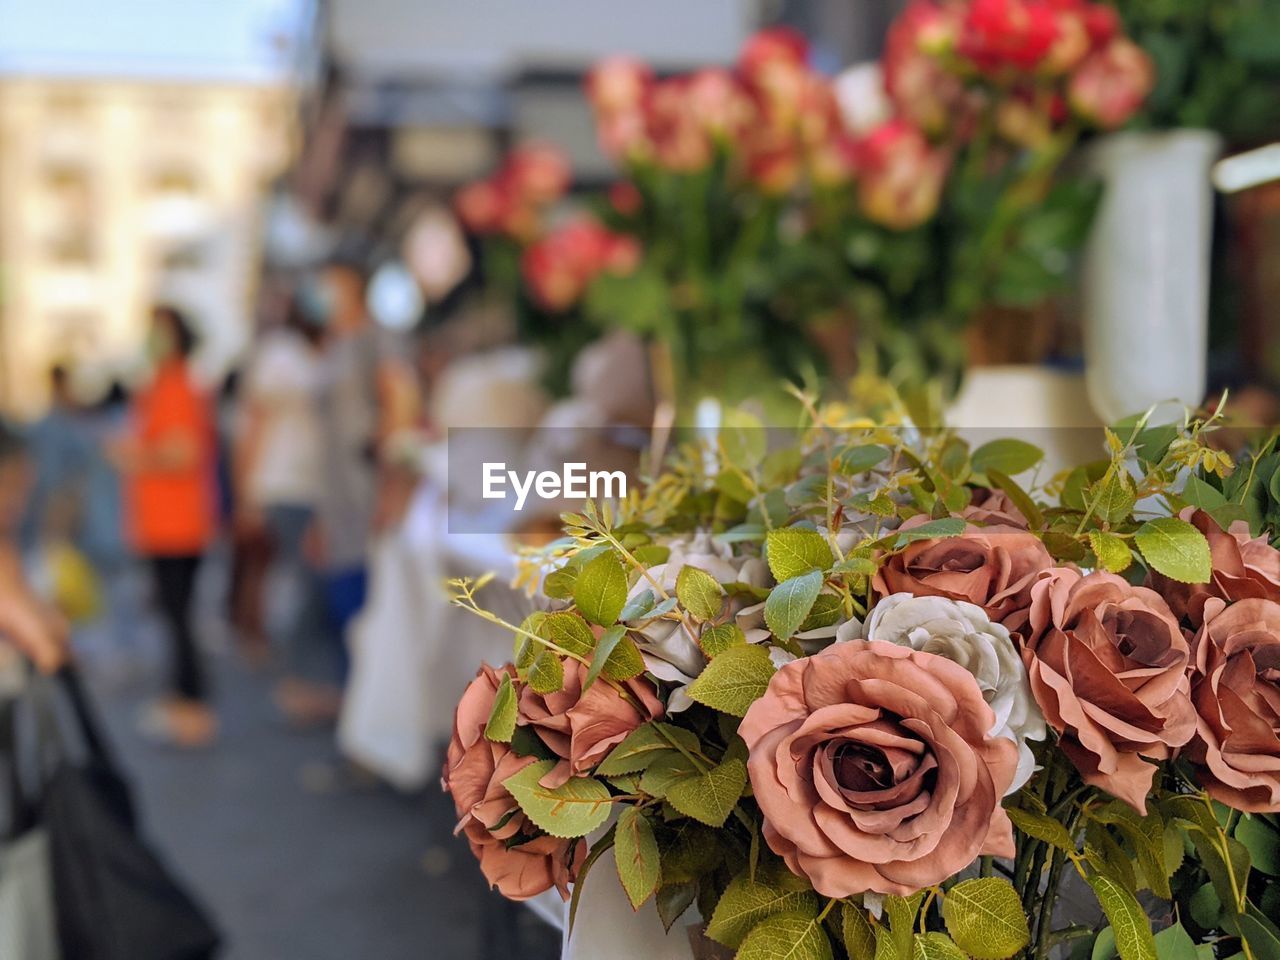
[0, 0, 313, 83]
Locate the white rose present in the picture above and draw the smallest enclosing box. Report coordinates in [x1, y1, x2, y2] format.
[626, 532, 768, 683]
[862, 593, 1046, 793]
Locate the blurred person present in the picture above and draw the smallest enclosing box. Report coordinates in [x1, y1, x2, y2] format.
[0, 420, 70, 675]
[114, 305, 218, 748]
[20, 365, 91, 555]
[299, 260, 418, 682]
[235, 304, 337, 724]
[76, 382, 146, 679]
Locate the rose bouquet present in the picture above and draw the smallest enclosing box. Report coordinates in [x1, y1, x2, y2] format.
[443, 400, 1280, 960]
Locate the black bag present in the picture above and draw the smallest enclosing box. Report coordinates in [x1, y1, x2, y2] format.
[38, 668, 221, 960]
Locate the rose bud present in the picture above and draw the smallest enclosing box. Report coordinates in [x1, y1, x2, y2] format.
[503, 142, 572, 205]
[1069, 37, 1155, 129]
[959, 0, 1060, 73]
[585, 55, 653, 117]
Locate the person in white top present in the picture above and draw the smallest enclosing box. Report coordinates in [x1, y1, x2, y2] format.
[235, 309, 340, 725]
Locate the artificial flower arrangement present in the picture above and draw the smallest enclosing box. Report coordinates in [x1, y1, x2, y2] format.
[454, 2, 1156, 404]
[444, 395, 1280, 960]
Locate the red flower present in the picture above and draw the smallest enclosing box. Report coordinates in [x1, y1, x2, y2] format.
[521, 218, 640, 312]
[855, 120, 951, 230]
[502, 142, 571, 206]
[1069, 37, 1154, 129]
[884, 1, 968, 134]
[739, 27, 812, 130]
[686, 67, 755, 141]
[586, 56, 653, 117]
[646, 77, 714, 172]
[959, 0, 1060, 73]
[607, 181, 642, 216]
[454, 179, 507, 235]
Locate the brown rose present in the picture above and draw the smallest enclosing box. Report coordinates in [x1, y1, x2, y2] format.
[1020, 569, 1196, 813]
[443, 664, 584, 900]
[739, 639, 1018, 896]
[1148, 508, 1280, 628]
[519, 659, 664, 787]
[1184, 598, 1280, 812]
[874, 518, 1053, 630]
[963, 488, 1030, 529]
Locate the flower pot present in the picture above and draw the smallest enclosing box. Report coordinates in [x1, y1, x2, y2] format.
[1081, 129, 1222, 423]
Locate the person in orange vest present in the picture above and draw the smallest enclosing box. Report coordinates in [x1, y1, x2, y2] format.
[116, 305, 218, 747]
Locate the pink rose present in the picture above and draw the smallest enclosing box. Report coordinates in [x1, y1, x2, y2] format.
[1185, 598, 1280, 813]
[1069, 37, 1154, 129]
[1020, 569, 1197, 812]
[586, 56, 653, 117]
[518, 659, 663, 787]
[740, 640, 1018, 896]
[883, 1, 967, 135]
[873, 517, 1054, 628]
[1148, 508, 1280, 629]
[442, 665, 585, 900]
[502, 142, 572, 205]
[963, 488, 1031, 528]
[855, 120, 950, 230]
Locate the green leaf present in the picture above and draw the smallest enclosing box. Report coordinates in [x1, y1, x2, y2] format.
[1134, 517, 1212, 584]
[655, 882, 697, 933]
[766, 528, 835, 583]
[663, 758, 747, 828]
[842, 903, 876, 960]
[573, 550, 629, 626]
[1091, 468, 1138, 525]
[483, 673, 517, 742]
[1090, 801, 1171, 900]
[836, 444, 891, 475]
[942, 877, 1031, 960]
[764, 570, 824, 641]
[894, 518, 966, 549]
[584, 625, 626, 691]
[1087, 873, 1156, 960]
[619, 589, 655, 622]
[1089, 531, 1133, 574]
[833, 556, 879, 577]
[1152, 924, 1198, 960]
[632, 544, 670, 567]
[913, 933, 968, 960]
[543, 567, 578, 600]
[596, 723, 700, 776]
[706, 868, 820, 949]
[971, 439, 1043, 477]
[736, 912, 834, 960]
[528, 650, 565, 694]
[538, 611, 597, 657]
[676, 565, 726, 622]
[1240, 904, 1280, 960]
[1007, 805, 1077, 854]
[1235, 814, 1280, 876]
[615, 807, 661, 910]
[502, 760, 612, 838]
[1183, 473, 1228, 511]
[687, 643, 776, 717]
[699, 622, 746, 658]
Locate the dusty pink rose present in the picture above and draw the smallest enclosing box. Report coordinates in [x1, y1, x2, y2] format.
[1185, 598, 1280, 812]
[442, 665, 585, 900]
[1148, 508, 1280, 628]
[739, 640, 1018, 896]
[874, 517, 1053, 629]
[518, 660, 663, 787]
[963, 488, 1030, 528]
[1020, 569, 1197, 812]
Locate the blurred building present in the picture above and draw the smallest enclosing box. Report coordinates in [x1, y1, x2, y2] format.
[0, 0, 311, 414]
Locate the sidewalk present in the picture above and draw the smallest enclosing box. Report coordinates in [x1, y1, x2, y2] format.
[88, 648, 561, 959]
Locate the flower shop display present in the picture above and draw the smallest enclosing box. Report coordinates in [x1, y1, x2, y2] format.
[455, 3, 1156, 411]
[442, 398, 1280, 960]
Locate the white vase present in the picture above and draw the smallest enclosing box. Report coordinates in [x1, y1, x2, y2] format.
[1082, 129, 1222, 424]
[561, 847, 698, 960]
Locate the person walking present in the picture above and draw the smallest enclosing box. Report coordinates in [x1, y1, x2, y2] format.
[117, 305, 218, 747]
[235, 306, 335, 724]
